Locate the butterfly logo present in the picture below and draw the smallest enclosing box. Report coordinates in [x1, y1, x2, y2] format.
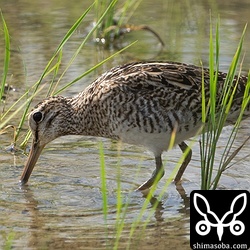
[193, 193, 247, 241]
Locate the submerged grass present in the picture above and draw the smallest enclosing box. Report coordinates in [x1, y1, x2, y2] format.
[94, 0, 143, 45]
[3, 231, 15, 250]
[94, 0, 164, 48]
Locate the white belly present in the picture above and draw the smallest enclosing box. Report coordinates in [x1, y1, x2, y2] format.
[119, 124, 202, 156]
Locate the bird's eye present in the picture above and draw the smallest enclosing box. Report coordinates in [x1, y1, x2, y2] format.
[33, 111, 43, 123]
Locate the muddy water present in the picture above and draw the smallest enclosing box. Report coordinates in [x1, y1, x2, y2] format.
[0, 0, 250, 249]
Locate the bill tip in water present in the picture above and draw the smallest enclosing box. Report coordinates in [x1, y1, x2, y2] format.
[19, 178, 28, 186]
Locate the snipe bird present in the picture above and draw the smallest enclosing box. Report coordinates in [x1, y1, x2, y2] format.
[20, 61, 249, 190]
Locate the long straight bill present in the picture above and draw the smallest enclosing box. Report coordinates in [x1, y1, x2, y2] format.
[20, 140, 45, 184]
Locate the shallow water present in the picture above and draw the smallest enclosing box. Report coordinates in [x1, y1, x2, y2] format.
[0, 0, 250, 249]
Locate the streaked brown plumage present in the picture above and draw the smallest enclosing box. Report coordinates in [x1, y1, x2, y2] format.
[20, 61, 250, 189]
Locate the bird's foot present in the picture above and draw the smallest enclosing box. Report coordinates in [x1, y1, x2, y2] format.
[136, 167, 165, 191]
[136, 179, 154, 191]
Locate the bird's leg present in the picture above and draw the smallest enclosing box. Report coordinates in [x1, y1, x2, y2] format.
[137, 156, 164, 190]
[174, 141, 192, 183]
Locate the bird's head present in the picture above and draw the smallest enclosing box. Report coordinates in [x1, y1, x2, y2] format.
[20, 96, 73, 185]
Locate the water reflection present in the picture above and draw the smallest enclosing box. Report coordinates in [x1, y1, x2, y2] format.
[17, 180, 190, 249]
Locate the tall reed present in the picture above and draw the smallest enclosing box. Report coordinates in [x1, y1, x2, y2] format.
[200, 19, 250, 190]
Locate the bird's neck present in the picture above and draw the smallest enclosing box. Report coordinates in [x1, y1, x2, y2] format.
[67, 92, 112, 138]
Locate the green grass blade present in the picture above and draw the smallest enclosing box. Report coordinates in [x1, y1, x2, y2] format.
[52, 0, 119, 93]
[1, 5, 93, 141]
[0, 85, 45, 132]
[209, 15, 215, 127]
[0, 11, 10, 102]
[12, 60, 63, 141]
[118, 0, 143, 26]
[54, 40, 137, 95]
[99, 141, 110, 248]
[99, 141, 108, 222]
[200, 20, 248, 190]
[35, 4, 94, 95]
[46, 49, 63, 97]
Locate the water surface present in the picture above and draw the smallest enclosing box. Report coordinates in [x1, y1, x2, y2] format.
[0, 0, 250, 249]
